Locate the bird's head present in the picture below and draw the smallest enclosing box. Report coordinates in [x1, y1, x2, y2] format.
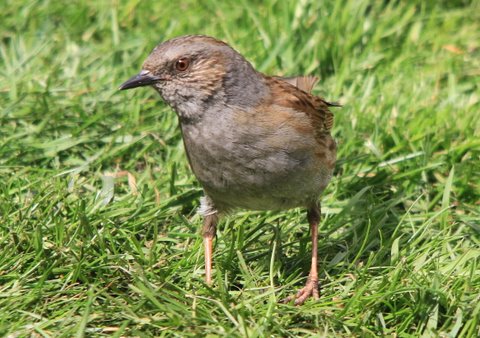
[120, 35, 268, 119]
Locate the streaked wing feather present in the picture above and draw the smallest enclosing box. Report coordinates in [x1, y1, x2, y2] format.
[277, 76, 319, 94]
[267, 76, 337, 134]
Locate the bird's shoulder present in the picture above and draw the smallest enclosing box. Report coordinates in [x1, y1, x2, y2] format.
[265, 75, 337, 133]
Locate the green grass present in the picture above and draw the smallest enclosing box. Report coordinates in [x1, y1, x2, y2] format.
[1, 0, 479, 336]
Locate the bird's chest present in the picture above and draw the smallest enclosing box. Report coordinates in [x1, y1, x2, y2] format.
[180, 117, 251, 187]
[179, 114, 331, 210]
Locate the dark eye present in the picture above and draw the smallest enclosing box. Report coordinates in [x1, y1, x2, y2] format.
[175, 57, 190, 71]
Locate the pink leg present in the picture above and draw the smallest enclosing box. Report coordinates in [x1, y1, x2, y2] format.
[282, 204, 321, 305]
[202, 213, 218, 285]
[204, 235, 213, 285]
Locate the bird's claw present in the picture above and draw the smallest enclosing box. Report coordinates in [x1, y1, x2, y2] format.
[281, 278, 319, 305]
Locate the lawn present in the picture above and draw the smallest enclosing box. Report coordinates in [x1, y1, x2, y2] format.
[1, 0, 479, 336]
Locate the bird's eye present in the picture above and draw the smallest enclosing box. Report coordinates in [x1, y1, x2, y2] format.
[175, 58, 190, 71]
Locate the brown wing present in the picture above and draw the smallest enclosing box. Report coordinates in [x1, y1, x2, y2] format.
[275, 76, 341, 108]
[276, 76, 319, 93]
[267, 76, 337, 135]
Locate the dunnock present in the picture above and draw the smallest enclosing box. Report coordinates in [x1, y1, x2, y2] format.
[120, 35, 339, 305]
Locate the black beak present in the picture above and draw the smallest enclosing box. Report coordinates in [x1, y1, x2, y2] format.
[119, 70, 160, 90]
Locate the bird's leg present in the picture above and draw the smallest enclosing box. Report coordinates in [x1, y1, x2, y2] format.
[202, 213, 218, 285]
[282, 204, 321, 305]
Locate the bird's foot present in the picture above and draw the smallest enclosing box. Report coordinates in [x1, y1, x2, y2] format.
[281, 277, 319, 306]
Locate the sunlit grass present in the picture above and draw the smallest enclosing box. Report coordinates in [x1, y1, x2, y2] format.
[1, 0, 479, 336]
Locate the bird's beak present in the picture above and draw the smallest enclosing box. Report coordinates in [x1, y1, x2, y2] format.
[119, 70, 160, 90]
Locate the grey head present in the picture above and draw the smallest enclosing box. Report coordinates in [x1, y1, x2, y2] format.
[120, 35, 269, 120]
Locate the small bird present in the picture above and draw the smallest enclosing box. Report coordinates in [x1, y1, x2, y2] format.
[120, 35, 338, 305]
